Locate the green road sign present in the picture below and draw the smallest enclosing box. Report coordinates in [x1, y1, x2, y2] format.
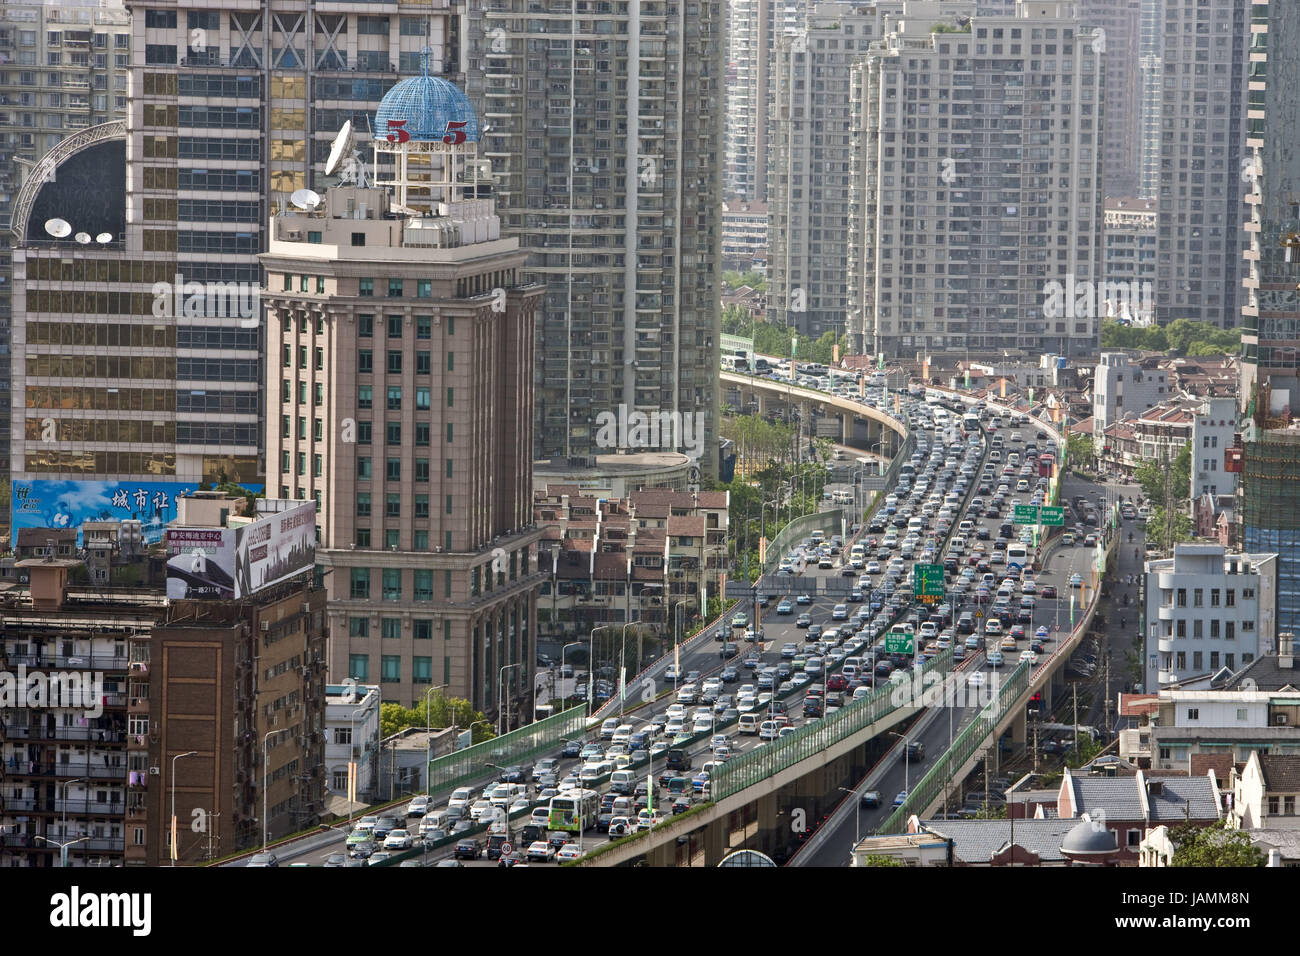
[1013, 505, 1039, 525]
[884, 632, 914, 655]
[912, 563, 944, 599]
[1039, 506, 1064, 527]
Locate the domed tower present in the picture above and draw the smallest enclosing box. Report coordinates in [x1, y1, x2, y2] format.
[370, 68, 488, 216]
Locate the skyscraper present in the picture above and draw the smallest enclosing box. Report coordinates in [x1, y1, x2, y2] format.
[846, 0, 1104, 358]
[768, 2, 892, 339]
[1079, 0, 1142, 200]
[262, 75, 544, 718]
[464, 0, 723, 476]
[1136, 0, 1162, 200]
[1154, 0, 1252, 327]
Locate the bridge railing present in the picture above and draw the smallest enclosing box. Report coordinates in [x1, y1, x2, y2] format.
[427, 704, 587, 797]
[762, 508, 845, 575]
[710, 647, 955, 802]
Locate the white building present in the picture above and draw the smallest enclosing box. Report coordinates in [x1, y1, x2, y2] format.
[1229, 752, 1300, 831]
[1189, 397, 1239, 503]
[324, 682, 381, 810]
[1092, 352, 1167, 439]
[1144, 544, 1278, 690]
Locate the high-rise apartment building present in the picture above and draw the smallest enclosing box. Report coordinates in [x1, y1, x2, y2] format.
[0, 0, 132, 513]
[1238, 0, 1300, 639]
[463, 0, 722, 476]
[1154, 0, 1252, 327]
[8, 1, 456, 495]
[1103, 197, 1156, 321]
[768, 2, 894, 339]
[1079, 0, 1141, 200]
[261, 75, 544, 720]
[846, 0, 1104, 358]
[1136, 0, 1162, 199]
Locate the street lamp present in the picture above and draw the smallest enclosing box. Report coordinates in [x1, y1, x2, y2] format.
[467, 719, 493, 747]
[422, 684, 447, 798]
[498, 663, 523, 736]
[59, 777, 86, 853]
[34, 834, 89, 868]
[263, 729, 284, 851]
[589, 625, 615, 717]
[838, 786, 862, 850]
[169, 754, 197, 866]
[889, 731, 910, 793]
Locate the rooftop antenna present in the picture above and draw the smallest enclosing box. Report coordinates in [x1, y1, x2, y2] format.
[44, 218, 71, 238]
[95, 232, 113, 244]
[290, 188, 322, 211]
[74, 231, 91, 244]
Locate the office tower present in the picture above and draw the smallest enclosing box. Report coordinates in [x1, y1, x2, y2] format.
[1239, 0, 1300, 637]
[261, 75, 544, 719]
[464, 0, 723, 476]
[1079, 0, 1141, 199]
[0, 1, 132, 518]
[1154, 0, 1252, 327]
[1137, 0, 1162, 199]
[768, 2, 892, 339]
[847, 0, 1104, 358]
[12, 2, 453, 491]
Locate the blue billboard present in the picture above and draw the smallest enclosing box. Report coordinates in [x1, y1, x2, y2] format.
[11, 480, 264, 546]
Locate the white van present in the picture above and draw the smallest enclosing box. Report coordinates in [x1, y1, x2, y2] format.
[448, 787, 474, 810]
[610, 770, 637, 795]
[600, 717, 620, 739]
[738, 713, 761, 735]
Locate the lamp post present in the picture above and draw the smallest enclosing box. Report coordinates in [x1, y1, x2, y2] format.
[59, 777, 86, 853]
[422, 684, 447, 799]
[263, 729, 284, 851]
[34, 835, 89, 869]
[889, 730, 910, 793]
[498, 663, 523, 736]
[168, 754, 197, 866]
[558, 641, 583, 709]
[838, 786, 862, 850]
[618, 622, 637, 718]
[467, 719, 493, 747]
[588, 625, 614, 718]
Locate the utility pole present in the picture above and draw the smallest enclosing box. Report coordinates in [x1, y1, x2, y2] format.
[1104, 655, 1112, 737]
[1072, 683, 1079, 760]
[1032, 722, 1038, 774]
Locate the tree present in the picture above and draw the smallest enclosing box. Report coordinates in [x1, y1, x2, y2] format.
[1169, 820, 1266, 867]
[1066, 433, 1094, 472]
[1146, 505, 1193, 552]
[860, 853, 906, 866]
[1064, 733, 1104, 769]
[380, 694, 493, 742]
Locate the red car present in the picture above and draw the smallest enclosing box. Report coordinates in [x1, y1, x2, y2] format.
[826, 674, 848, 692]
[1040, 585, 1058, 599]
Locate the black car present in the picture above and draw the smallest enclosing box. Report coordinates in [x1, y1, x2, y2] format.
[595, 811, 613, 833]
[672, 796, 692, 815]
[453, 840, 482, 860]
[548, 833, 571, 850]
[713, 627, 728, 642]
[560, 739, 583, 759]
[498, 765, 528, 784]
[860, 791, 881, 809]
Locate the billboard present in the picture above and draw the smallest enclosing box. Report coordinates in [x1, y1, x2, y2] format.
[165, 528, 235, 601]
[235, 501, 316, 596]
[166, 502, 316, 600]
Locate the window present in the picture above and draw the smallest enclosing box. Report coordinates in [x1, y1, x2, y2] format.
[417, 280, 433, 298]
[382, 568, 401, 601]
[314, 418, 323, 441]
[359, 279, 374, 297]
[1211, 589, 1220, 607]
[1126, 829, 1141, 848]
[1193, 589, 1203, 608]
[1237, 708, 1248, 722]
[317, 277, 326, 294]
[381, 618, 401, 640]
[349, 617, 369, 638]
[414, 569, 433, 600]
[349, 655, 370, 681]
[386, 529, 399, 550]
[358, 385, 373, 409]
[314, 454, 323, 477]
[446, 422, 454, 444]
[446, 495, 453, 515]
[386, 493, 401, 517]
[387, 351, 403, 374]
[1176, 589, 1187, 608]
[1226, 621, 1235, 641]
[413, 657, 433, 684]
[414, 620, 433, 640]
[355, 528, 371, 547]
[281, 415, 291, 439]
[1269, 796, 1280, 816]
[414, 530, 429, 550]
[415, 459, 430, 483]
[414, 494, 430, 518]
[388, 279, 404, 298]
[314, 383, 324, 406]
[386, 457, 401, 481]
[446, 458, 454, 478]
[356, 493, 371, 516]
[1226, 589, 1236, 607]
[416, 423, 431, 446]
[417, 352, 432, 375]
[416, 388, 431, 410]
[357, 421, 373, 444]
[359, 350, 373, 373]
[358, 314, 374, 337]
[315, 348, 324, 371]
[387, 423, 402, 445]
[381, 656, 401, 683]
[297, 452, 307, 476]
[388, 315, 403, 338]
[1187, 708, 1199, 720]
[417, 316, 432, 338]
[387, 387, 402, 410]
[447, 352, 455, 372]
[350, 568, 371, 599]
[447, 387, 455, 407]
[357, 457, 372, 479]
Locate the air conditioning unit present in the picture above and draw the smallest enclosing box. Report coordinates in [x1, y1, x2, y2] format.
[147, 767, 160, 775]
[1276, 714, 1289, 726]
[302, 603, 311, 615]
[261, 621, 270, 632]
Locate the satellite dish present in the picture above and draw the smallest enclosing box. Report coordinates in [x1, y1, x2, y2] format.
[325, 120, 353, 176]
[290, 188, 321, 210]
[96, 232, 113, 244]
[44, 218, 71, 238]
[74, 232, 91, 244]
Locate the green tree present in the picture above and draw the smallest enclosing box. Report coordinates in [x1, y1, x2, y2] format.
[1064, 733, 1104, 769]
[860, 853, 906, 866]
[1146, 505, 1193, 552]
[380, 695, 493, 742]
[1169, 820, 1266, 867]
[1066, 433, 1094, 472]
[1134, 459, 1167, 508]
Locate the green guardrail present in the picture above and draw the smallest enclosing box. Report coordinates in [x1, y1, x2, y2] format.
[762, 508, 847, 575]
[427, 704, 587, 798]
[874, 660, 1031, 834]
[710, 646, 955, 801]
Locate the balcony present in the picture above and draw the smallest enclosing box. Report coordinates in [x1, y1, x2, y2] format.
[2, 726, 126, 744]
[4, 653, 128, 671]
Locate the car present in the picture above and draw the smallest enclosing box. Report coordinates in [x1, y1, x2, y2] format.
[777, 599, 794, 615]
[1069, 573, 1083, 588]
[560, 739, 583, 759]
[556, 844, 584, 862]
[732, 612, 749, 628]
[453, 839, 482, 860]
[985, 618, 1003, 635]
[246, 852, 278, 867]
[860, 790, 881, 809]
[796, 613, 813, 628]
[405, 795, 430, 817]
[526, 841, 557, 862]
[1040, 585, 1057, 599]
[986, 650, 1004, 668]
[383, 829, 413, 850]
[893, 791, 909, 808]
[367, 852, 393, 866]
[796, 594, 813, 605]
[1020, 649, 1039, 665]
[832, 604, 849, 620]
[967, 671, 987, 688]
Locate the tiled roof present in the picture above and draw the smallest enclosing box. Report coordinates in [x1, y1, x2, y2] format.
[1147, 776, 1220, 822]
[1071, 776, 1146, 818]
[1258, 756, 1300, 793]
[919, 819, 1079, 863]
[1222, 654, 1300, 693]
[666, 516, 706, 537]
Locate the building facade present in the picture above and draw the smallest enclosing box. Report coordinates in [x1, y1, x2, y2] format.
[1102, 197, 1155, 323]
[463, 0, 723, 475]
[1079, 0, 1142, 200]
[1154, 0, 1253, 327]
[1092, 351, 1167, 439]
[846, 0, 1105, 358]
[1143, 543, 1277, 690]
[1190, 397, 1239, 503]
[260, 76, 544, 721]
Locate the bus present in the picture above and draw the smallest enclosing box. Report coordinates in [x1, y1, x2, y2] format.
[1038, 453, 1056, 479]
[961, 413, 981, 438]
[548, 789, 600, 832]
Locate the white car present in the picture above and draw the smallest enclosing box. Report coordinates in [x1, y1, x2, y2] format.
[526, 841, 557, 863]
[405, 795, 430, 817]
[383, 829, 413, 850]
[556, 844, 584, 862]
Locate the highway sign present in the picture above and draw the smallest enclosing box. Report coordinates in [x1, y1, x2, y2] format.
[1013, 505, 1039, 525]
[912, 563, 944, 599]
[884, 632, 914, 655]
[1039, 506, 1064, 527]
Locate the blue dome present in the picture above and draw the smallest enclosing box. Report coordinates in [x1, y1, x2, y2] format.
[373, 75, 480, 144]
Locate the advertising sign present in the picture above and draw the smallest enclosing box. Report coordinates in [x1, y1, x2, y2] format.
[167, 501, 315, 600]
[165, 527, 235, 600]
[14, 480, 193, 546]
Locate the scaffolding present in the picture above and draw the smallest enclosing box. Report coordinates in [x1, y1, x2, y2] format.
[1242, 429, 1300, 531]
